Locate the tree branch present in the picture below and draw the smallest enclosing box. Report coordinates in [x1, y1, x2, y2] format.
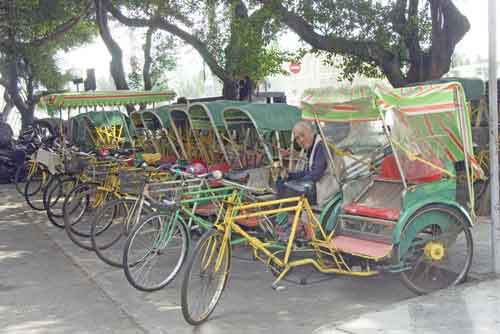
[101, 0, 229, 82]
[258, 0, 405, 86]
[30, 1, 94, 47]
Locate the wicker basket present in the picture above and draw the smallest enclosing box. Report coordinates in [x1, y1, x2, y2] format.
[119, 170, 147, 194]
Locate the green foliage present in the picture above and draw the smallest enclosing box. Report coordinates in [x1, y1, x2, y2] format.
[279, 0, 434, 81]
[127, 30, 177, 90]
[225, 12, 293, 81]
[1, 0, 96, 93]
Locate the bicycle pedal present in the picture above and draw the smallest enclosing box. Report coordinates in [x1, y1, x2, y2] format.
[272, 284, 286, 291]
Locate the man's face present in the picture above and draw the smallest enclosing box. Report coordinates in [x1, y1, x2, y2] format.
[293, 126, 314, 150]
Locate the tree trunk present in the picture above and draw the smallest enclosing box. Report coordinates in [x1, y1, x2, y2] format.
[143, 27, 154, 91]
[95, 0, 129, 91]
[223, 79, 238, 100]
[1, 90, 14, 122]
[20, 105, 35, 130]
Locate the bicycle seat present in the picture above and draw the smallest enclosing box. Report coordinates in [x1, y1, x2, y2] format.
[224, 170, 249, 182]
[284, 180, 313, 194]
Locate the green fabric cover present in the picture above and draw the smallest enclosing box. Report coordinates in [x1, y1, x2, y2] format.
[39, 90, 176, 116]
[222, 103, 302, 131]
[188, 100, 247, 129]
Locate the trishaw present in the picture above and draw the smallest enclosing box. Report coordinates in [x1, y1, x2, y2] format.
[141, 105, 185, 161]
[164, 105, 200, 161]
[180, 82, 483, 324]
[187, 100, 247, 170]
[71, 110, 134, 150]
[32, 90, 174, 231]
[221, 103, 303, 189]
[129, 110, 149, 150]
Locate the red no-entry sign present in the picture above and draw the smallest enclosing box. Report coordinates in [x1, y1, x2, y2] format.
[289, 63, 301, 74]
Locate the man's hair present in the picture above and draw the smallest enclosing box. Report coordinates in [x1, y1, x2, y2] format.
[293, 121, 316, 134]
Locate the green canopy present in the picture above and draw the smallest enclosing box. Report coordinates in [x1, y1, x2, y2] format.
[222, 103, 302, 132]
[188, 100, 247, 129]
[39, 90, 176, 116]
[146, 104, 186, 129]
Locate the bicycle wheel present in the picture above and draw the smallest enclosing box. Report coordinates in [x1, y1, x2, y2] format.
[181, 229, 231, 325]
[123, 211, 188, 291]
[92, 199, 152, 267]
[397, 205, 473, 295]
[24, 165, 50, 211]
[14, 160, 31, 194]
[63, 182, 115, 250]
[45, 175, 77, 228]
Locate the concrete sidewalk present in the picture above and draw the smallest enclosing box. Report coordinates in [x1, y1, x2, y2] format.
[314, 276, 500, 334]
[0, 187, 147, 334]
[2, 183, 498, 334]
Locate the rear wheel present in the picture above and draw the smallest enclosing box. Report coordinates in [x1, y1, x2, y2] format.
[123, 211, 188, 291]
[181, 229, 231, 325]
[91, 199, 153, 267]
[44, 175, 77, 228]
[397, 205, 473, 295]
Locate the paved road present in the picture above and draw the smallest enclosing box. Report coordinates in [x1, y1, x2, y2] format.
[1, 184, 493, 333]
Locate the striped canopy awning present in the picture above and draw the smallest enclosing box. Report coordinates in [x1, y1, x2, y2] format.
[301, 82, 484, 179]
[39, 90, 176, 116]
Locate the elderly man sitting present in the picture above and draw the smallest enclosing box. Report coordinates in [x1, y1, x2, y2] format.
[277, 121, 341, 207]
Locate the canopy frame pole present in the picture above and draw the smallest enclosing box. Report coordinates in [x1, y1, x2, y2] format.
[169, 113, 189, 160]
[378, 108, 408, 189]
[312, 112, 341, 185]
[289, 131, 295, 172]
[454, 89, 475, 214]
[488, 0, 500, 274]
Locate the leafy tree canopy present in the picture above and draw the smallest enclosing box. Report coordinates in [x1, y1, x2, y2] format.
[0, 0, 96, 127]
[260, 0, 470, 87]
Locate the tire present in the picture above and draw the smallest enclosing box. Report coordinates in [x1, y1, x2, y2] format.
[44, 175, 77, 228]
[91, 198, 153, 267]
[14, 160, 30, 194]
[123, 211, 188, 291]
[24, 165, 50, 211]
[63, 182, 116, 250]
[181, 229, 231, 325]
[397, 204, 473, 295]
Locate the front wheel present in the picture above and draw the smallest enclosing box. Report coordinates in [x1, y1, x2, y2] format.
[181, 229, 231, 325]
[123, 211, 188, 291]
[397, 205, 473, 295]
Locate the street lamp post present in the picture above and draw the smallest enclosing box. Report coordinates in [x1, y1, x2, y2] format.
[488, 0, 500, 273]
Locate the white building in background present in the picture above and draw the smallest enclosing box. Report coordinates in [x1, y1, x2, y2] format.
[445, 62, 500, 81]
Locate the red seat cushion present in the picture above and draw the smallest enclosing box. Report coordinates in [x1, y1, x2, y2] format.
[378, 154, 443, 184]
[195, 203, 218, 216]
[208, 162, 231, 173]
[160, 155, 177, 164]
[343, 203, 400, 221]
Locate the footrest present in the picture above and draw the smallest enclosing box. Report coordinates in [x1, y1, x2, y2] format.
[331, 235, 392, 260]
